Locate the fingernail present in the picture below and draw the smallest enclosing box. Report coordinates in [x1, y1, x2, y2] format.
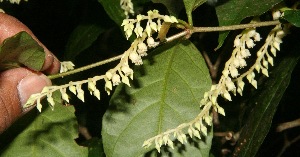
[17, 74, 52, 107]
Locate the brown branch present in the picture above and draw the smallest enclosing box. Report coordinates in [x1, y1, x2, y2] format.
[277, 133, 300, 157]
[276, 118, 300, 132]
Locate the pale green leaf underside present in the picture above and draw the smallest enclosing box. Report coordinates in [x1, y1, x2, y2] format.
[0, 104, 88, 157]
[0, 31, 45, 71]
[215, 0, 283, 49]
[102, 40, 212, 157]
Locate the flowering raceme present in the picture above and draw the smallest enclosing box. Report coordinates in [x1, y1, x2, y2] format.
[143, 10, 288, 152]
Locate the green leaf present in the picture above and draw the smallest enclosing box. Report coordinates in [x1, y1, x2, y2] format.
[102, 40, 212, 157]
[282, 10, 300, 27]
[152, 0, 184, 16]
[183, 0, 207, 25]
[84, 138, 105, 157]
[234, 44, 300, 157]
[65, 24, 105, 60]
[0, 31, 45, 71]
[215, 0, 282, 49]
[98, 0, 127, 25]
[0, 103, 88, 157]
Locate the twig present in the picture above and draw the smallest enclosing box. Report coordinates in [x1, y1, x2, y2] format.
[48, 20, 281, 79]
[276, 118, 300, 132]
[192, 20, 280, 33]
[276, 133, 300, 157]
[48, 54, 123, 80]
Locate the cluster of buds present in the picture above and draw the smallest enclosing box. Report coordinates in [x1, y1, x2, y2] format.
[120, 0, 134, 18]
[122, 10, 178, 40]
[142, 102, 213, 153]
[60, 61, 75, 73]
[121, 10, 178, 66]
[104, 62, 133, 95]
[143, 11, 288, 153]
[201, 11, 287, 118]
[24, 9, 178, 112]
[200, 27, 262, 117]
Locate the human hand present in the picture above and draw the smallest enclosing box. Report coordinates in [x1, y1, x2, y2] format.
[0, 13, 60, 133]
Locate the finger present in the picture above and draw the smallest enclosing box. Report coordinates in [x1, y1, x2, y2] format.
[0, 68, 51, 134]
[0, 13, 60, 74]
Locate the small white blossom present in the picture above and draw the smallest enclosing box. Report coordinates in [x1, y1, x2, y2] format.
[120, 0, 134, 18]
[112, 74, 121, 86]
[121, 65, 134, 79]
[134, 23, 143, 37]
[253, 32, 261, 42]
[150, 21, 158, 32]
[229, 66, 239, 78]
[270, 46, 277, 56]
[246, 38, 255, 48]
[93, 89, 100, 100]
[60, 61, 75, 73]
[137, 42, 148, 56]
[122, 76, 131, 86]
[262, 68, 269, 77]
[247, 29, 256, 38]
[240, 49, 251, 58]
[272, 11, 281, 20]
[105, 71, 113, 80]
[105, 81, 113, 95]
[147, 37, 159, 48]
[129, 51, 143, 65]
[234, 37, 241, 47]
[238, 58, 247, 67]
[225, 78, 236, 91]
[267, 56, 274, 66]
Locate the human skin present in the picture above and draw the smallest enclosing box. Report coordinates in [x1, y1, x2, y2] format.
[0, 13, 61, 133]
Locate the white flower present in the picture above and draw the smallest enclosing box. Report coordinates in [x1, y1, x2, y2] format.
[137, 42, 148, 56]
[229, 66, 239, 78]
[247, 29, 256, 38]
[129, 51, 143, 65]
[105, 81, 113, 95]
[112, 74, 121, 86]
[105, 71, 113, 80]
[121, 65, 134, 79]
[272, 11, 281, 20]
[134, 23, 143, 37]
[120, 0, 134, 18]
[253, 32, 261, 42]
[234, 36, 242, 47]
[150, 21, 158, 32]
[122, 76, 131, 86]
[238, 58, 247, 67]
[147, 37, 159, 48]
[60, 61, 75, 73]
[225, 78, 236, 91]
[246, 39, 255, 48]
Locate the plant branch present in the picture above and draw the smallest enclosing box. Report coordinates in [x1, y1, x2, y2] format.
[192, 20, 280, 33]
[276, 118, 300, 132]
[48, 54, 123, 80]
[48, 20, 280, 80]
[277, 133, 300, 157]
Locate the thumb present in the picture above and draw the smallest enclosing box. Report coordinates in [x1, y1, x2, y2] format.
[0, 68, 51, 133]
